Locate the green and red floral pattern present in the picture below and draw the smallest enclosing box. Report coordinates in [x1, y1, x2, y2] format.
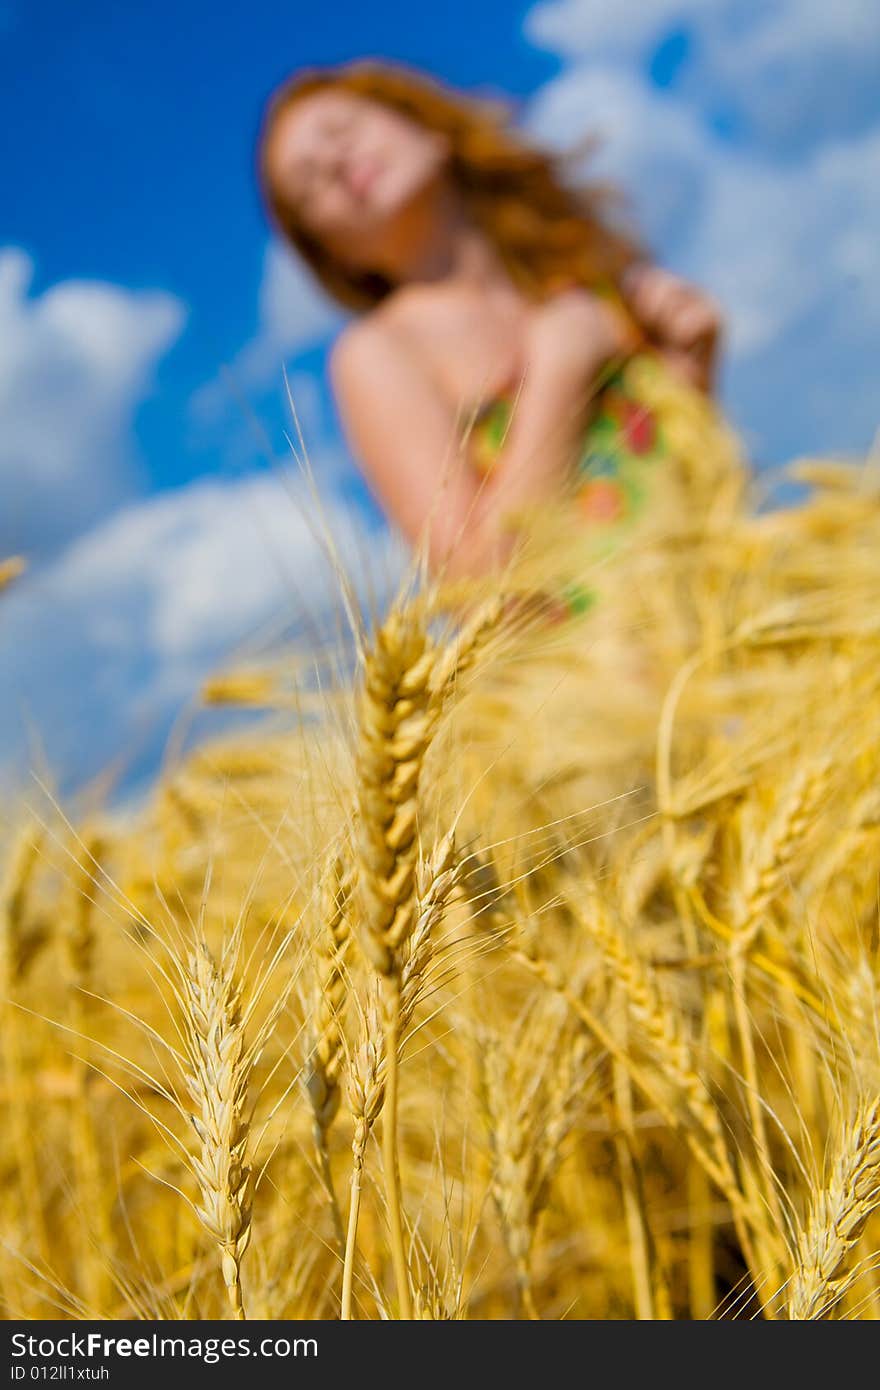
[469, 360, 667, 620]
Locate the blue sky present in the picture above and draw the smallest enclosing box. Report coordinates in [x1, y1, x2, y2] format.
[1, 0, 879, 795]
[0, 0, 554, 514]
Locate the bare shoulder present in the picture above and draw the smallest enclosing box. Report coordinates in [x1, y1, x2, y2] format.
[329, 314, 391, 383]
[329, 283, 520, 408]
[329, 304, 425, 386]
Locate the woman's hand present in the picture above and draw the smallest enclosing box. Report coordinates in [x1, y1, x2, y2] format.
[621, 264, 722, 392]
[524, 287, 640, 384]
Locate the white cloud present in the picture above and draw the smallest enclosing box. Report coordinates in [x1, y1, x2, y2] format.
[526, 0, 694, 60]
[526, 64, 707, 258]
[191, 240, 342, 425]
[0, 467, 403, 793]
[0, 242, 376, 795]
[257, 240, 343, 359]
[0, 248, 184, 559]
[687, 126, 880, 356]
[688, 0, 880, 152]
[527, 0, 880, 152]
[523, 4, 880, 456]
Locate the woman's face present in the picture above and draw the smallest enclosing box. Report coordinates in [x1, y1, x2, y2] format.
[265, 88, 451, 266]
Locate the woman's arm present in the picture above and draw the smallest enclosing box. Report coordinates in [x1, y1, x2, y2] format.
[467, 289, 636, 532]
[331, 290, 632, 581]
[330, 317, 489, 578]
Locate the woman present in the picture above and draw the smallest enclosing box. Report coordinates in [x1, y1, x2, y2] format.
[258, 61, 723, 594]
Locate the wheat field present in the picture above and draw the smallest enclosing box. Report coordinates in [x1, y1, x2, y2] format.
[2, 365, 880, 1320]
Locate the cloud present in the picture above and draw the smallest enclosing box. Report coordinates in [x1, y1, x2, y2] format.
[526, 64, 707, 261]
[191, 240, 342, 425]
[0, 248, 185, 560]
[686, 126, 880, 355]
[0, 242, 372, 797]
[526, 0, 880, 153]
[526, 0, 694, 61]
[0, 467, 403, 795]
[256, 241, 343, 363]
[523, 4, 880, 457]
[682, 0, 880, 153]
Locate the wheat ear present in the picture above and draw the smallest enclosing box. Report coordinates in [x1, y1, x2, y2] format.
[576, 891, 730, 1163]
[730, 759, 832, 1272]
[184, 939, 252, 1319]
[576, 896, 770, 1284]
[481, 1034, 541, 1317]
[399, 832, 461, 1042]
[355, 603, 442, 1319]
[481, 1017, 591, 1318]
[519, 902, 768, 1308]
[429, 594, 505, 702]
[356, 606, 437, 972]
[788, 1096, 880, 1319]
[735, 757, 832, 949]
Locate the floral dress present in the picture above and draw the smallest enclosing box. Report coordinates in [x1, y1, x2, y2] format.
[467, 352, 670, 619]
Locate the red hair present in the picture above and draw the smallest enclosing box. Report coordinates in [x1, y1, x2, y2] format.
[257, 60, 644, 311]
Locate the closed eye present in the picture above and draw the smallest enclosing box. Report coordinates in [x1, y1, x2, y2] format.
[284, 108, 357, 210]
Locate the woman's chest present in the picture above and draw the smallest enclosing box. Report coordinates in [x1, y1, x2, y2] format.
[389, 284, 532, 407]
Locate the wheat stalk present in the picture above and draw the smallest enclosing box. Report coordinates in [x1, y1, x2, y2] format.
[306, 851, 352, 1250]
[67, 832, 105, 995]
[339, 833, 460, 1318]
[729, 758, 832, 1276]
[1, 825, 48, 986]
[522, 900, 770, 1309]
[1, 824, 51, 1280]
[354, 601, 446, 1319]
[67, 831, 114, 1311]
[341, 999, 386, 1320]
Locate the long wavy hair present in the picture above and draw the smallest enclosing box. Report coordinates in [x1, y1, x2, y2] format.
[257, 60, 644, 311]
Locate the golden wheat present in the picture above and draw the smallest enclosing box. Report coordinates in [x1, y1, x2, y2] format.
[2, 425, 880, 1320]
[788, 1096, 880, 1319]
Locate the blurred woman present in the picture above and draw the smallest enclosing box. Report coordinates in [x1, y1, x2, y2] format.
[257, 61, 723, 595]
